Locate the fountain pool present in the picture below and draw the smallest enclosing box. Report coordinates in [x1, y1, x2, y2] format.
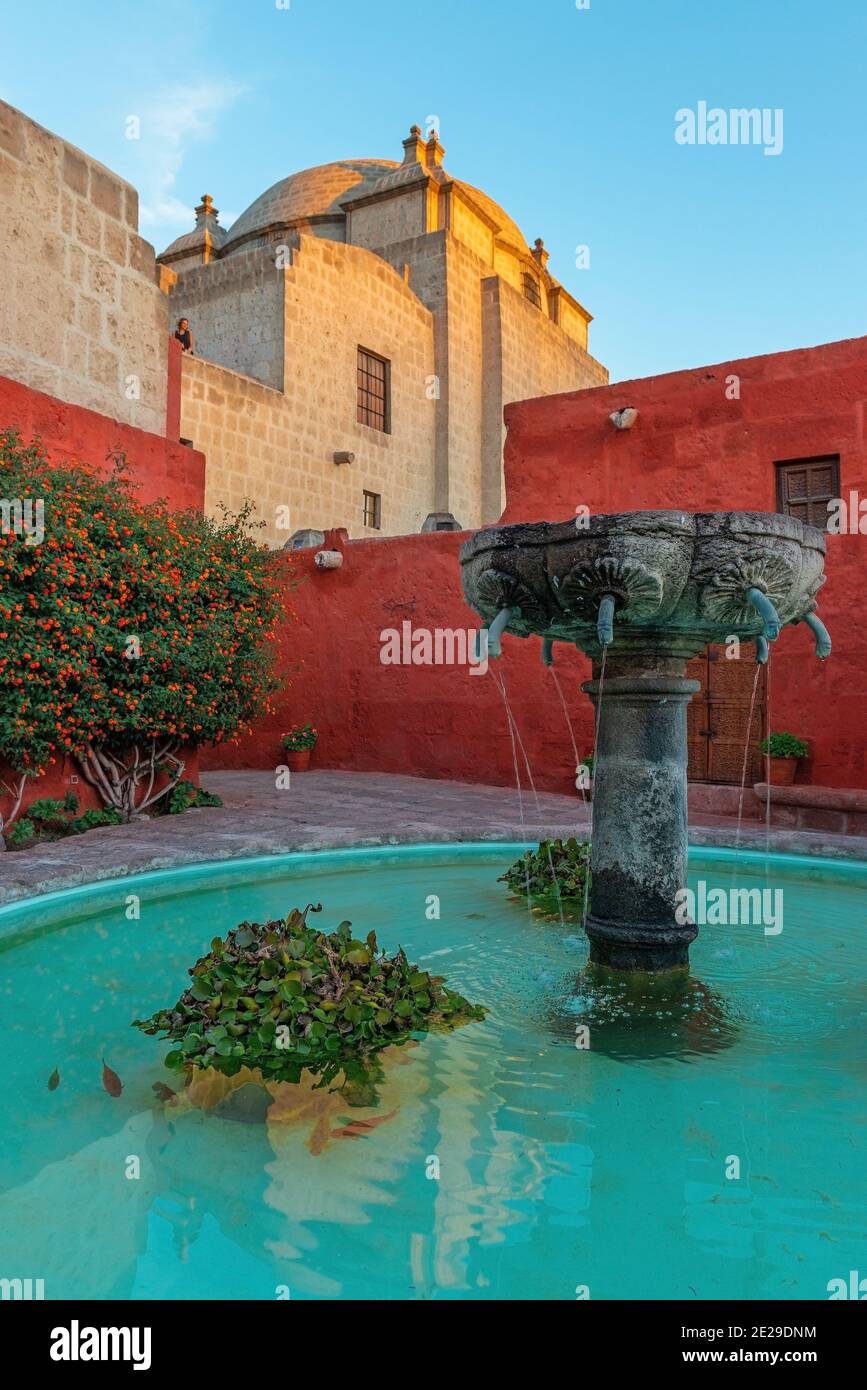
[2, 843, 865, 1301]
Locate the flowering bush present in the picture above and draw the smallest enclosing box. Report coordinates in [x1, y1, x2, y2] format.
[282, 724, 317, 752]
[0, 431, 283, 822]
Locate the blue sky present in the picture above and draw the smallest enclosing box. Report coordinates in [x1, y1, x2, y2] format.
[2, 0, 864, 382]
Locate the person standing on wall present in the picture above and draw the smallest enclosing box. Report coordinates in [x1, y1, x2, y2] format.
[175, 318, 194, 353]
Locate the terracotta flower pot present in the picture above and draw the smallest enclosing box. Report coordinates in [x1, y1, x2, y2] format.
[767, 756, 798, 785]
[284, 748, 312, 772]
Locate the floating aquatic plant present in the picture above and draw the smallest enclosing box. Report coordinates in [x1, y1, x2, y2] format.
[132, 904, 486, 1087]
[499, 838, 591, 919]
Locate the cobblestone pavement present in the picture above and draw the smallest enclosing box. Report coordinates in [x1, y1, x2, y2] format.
[1, 770, 864, 906]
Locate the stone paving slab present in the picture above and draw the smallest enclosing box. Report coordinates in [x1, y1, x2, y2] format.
[1, 770, 865, 907]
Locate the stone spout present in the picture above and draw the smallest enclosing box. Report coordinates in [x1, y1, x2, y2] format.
[597, 593, 616, 647]
[804, 610, 832, 659]
[746, 586, 782, 640]
[485, 606, 512, 659]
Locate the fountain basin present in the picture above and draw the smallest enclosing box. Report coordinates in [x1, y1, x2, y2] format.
[2, 843, 864, 1301]
[460, 510, 827, 660]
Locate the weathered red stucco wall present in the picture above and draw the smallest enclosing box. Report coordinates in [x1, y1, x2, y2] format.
[501, 335, 867, 788]
[0, 352, 203, 509]
[206, 335, 867, 791]
[201, 529, 594, 796]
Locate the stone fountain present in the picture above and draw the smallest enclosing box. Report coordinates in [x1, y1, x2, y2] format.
[461, 511, 831, 972]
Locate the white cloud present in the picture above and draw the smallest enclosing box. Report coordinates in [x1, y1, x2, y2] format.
[131, 79, 246, 235]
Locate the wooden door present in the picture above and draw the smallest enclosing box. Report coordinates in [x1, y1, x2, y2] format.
[687, 646, 766, 784]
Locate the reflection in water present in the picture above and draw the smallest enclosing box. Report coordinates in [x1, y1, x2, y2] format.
[544, 965, 739, 1061]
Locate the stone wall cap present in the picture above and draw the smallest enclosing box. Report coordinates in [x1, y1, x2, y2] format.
[754, 783, 867, 811]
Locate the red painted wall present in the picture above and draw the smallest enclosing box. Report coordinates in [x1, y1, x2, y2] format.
[1, 363, 206, 818]
[201, 529, 594, 797]
[206, 335, 867, 792]
[0, 364, 204, 510]
[501, 335, 867, 788]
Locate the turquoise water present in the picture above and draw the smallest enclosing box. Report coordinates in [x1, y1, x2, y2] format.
[1, 843, 865, 1302]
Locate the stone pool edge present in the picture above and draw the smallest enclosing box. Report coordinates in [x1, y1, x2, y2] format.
[2, 816, 867, 910]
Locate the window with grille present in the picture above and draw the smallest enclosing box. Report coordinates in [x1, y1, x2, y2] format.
[522, 272, 542, 309]
[357, 347, 390, 432]
[776, 456, 840, 528]
[363, 490, 381, 530]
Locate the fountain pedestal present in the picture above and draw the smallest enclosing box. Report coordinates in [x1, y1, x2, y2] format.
[582, 669, 699, 971]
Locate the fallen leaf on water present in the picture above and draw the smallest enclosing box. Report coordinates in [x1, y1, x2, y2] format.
[330, 1107, 400, 1140]
[47, 1068, 60, 1091]
[102, 1059, 123, 1098]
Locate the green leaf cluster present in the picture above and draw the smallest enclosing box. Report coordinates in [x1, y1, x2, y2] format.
[3, 794, 129, 849]
[760, 731, 808, 759]
[132, 905, 486, 1086]
[167, 780, 224, 814]
[499, 837, 591, 917]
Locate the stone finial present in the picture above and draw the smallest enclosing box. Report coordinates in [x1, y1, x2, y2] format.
[531, 237, 550, 270]
[425, 131, 446, 169]
[194, 194, 221, 227]
[403, 125, 426, 165]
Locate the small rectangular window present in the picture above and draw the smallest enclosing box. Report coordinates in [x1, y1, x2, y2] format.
[363, 490, 381, 530]
[522, 272, 542, 309]
[776, 455, 840, 528]
[357, 347, 390, 432]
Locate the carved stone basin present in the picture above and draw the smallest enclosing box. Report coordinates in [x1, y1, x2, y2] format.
[460, 511, 830, 971]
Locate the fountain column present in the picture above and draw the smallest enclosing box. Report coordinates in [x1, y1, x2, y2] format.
[582, 662, 700, 972]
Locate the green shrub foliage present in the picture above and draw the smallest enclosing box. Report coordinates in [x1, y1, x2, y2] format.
[133, 905, 486, 1086]
[500, 837, 591, 916]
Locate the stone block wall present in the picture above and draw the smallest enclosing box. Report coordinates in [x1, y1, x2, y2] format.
[484, 273, 607, 515]
[179, 234, 438, 544]
[0, 99, 168, 435]
[169, 244, 286, 390]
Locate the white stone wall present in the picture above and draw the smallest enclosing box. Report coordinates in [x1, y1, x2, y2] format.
[0, 100, 168, 434]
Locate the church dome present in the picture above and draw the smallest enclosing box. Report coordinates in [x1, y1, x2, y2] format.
[223, 159, 399, 249]
[456, 180, 528, 252]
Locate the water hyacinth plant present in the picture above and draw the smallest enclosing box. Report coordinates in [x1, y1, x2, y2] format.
[499, 837, 591, 919]
[133, 904, 486, 1087]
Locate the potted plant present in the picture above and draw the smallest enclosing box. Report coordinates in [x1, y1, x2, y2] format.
[760, 731, 808, 785]
[282, 724, 318, 772]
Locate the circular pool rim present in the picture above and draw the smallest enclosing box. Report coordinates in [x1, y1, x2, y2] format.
[1, 839, 865, 941]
